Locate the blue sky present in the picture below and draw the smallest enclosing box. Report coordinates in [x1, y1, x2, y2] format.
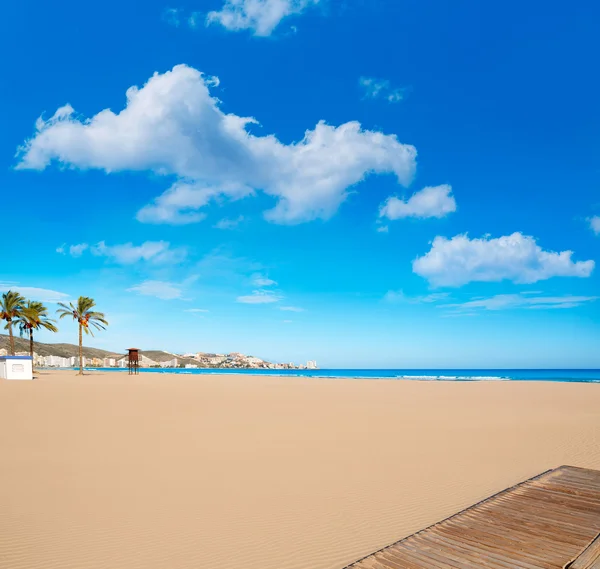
[2, 0, 600, 368]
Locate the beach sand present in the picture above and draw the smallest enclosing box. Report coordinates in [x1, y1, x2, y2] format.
[0, 371, 599, 569]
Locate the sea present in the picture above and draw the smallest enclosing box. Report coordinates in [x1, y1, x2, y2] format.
[83, 368, 600, 383]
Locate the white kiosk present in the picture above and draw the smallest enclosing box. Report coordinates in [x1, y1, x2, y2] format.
[0, 356, 34, 380]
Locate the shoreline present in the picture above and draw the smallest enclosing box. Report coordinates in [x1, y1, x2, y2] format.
[33, 367, 600, 383]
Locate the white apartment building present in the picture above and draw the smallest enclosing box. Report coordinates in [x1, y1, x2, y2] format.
[69, 356, 86, 368]
[306, 360, 318, 369]
[160, 358, 178, 368]
[103, 358, 116, 367]
[43, 355, 71, 368]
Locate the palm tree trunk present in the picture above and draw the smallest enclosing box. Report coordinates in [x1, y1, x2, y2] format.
[78, 323, 83, 375]
[29, 329, 34, 371]
[8, 322, 15, 356]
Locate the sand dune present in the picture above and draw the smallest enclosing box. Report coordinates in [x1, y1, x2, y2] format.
[0, 371, 599, 569]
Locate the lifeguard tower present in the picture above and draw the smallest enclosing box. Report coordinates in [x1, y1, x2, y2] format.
[127, 348, 140, 375]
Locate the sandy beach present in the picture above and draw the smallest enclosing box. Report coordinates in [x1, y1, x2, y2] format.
[0, 371, 599, 569]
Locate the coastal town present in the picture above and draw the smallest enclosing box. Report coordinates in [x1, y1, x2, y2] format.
[0, 343, 317, 371]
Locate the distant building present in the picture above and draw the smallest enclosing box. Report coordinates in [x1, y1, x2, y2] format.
[69, 356, 85, 368]
[103, 358, 116, 367]
[43, 355, 71, 368]
[185, 364, 198, 369]
[306, 360, 317, 369]
[160, 358, 178, 368]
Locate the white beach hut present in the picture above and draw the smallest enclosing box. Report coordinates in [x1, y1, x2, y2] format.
[0, 356, 34, 380]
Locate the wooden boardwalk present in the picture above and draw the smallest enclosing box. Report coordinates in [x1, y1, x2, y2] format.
[344, 466, 600, 569]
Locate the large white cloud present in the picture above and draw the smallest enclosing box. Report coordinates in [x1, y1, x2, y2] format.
[17, 65, 417, 225]
[413, 232, 594, 287]
[207, 0, 320, 36]
[380, 184, 456, 220]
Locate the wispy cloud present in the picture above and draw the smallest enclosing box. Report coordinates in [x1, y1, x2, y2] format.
[359, 77, 406, 103]
[185, 308, 209, 313]
[251, 274, 277, 287]
[0, 284, 70, 303]
[127, 280, 183, 300]
[589, 215, 600, 235]
[441, 293, 598, 312]
[279, 306, 305, 312]
[195, 250, 263, 285]
[58, 243, 88, 257]
[214, 215, 244, 230]
[376, 224, 389, 233]
[57, 241, 186, 265]
[384, 290, 450, 304]
[162, 7, 182, 27]
[236, 290, 281, 304]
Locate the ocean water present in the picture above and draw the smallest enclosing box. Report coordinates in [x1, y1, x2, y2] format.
[83, 368, 600, 383]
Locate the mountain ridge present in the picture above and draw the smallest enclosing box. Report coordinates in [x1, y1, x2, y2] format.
[0, 334, 197, 364]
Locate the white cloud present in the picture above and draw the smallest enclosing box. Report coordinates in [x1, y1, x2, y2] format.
[127, 280, 183, 300]
[188, 12, 202, 28]
[58, 240, 185, 264]
[91, 241, 186, 264]
[214, 215, 244, 229]
[413, 232, 595, 287]
[163, 7, 181, 26]
[17, 65, 417, 225]
[0, 284, 70, 303]
[442, 294, 598, 312]
[283, 319, 293, 323]
[207, 0, 320, 36]
[251, 274, 277, 286]
[376, 225, 389, 233]
[359, 77, 405, 103]
[236, 290, 281, 304]
[56, 244, 66, 254]
[279, 305, 304, 312]
[380, 184, 456, 220]
[185, 308, 209, 313]
[384, 290, 450, 304]
[69, 243, 89, 257]
[589, 215, 600, 235]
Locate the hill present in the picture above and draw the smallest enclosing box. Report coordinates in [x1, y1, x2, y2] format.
[0, 334, 118, 359]
[0, 335, 199, 366]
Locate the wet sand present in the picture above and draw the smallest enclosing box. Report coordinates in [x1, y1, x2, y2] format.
[0, 370, 599, 569]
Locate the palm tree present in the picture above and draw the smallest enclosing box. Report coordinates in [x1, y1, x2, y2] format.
[17, 301, 58, 367]
[1, 290, 26, 355]
[56, 296, 108, 375]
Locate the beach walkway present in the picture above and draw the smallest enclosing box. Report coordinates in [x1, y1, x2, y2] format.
[344, 465, 600, 569]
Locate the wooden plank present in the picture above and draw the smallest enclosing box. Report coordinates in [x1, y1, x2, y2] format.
[566, 533, 600, 569]
[344, 466, 600, 569]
